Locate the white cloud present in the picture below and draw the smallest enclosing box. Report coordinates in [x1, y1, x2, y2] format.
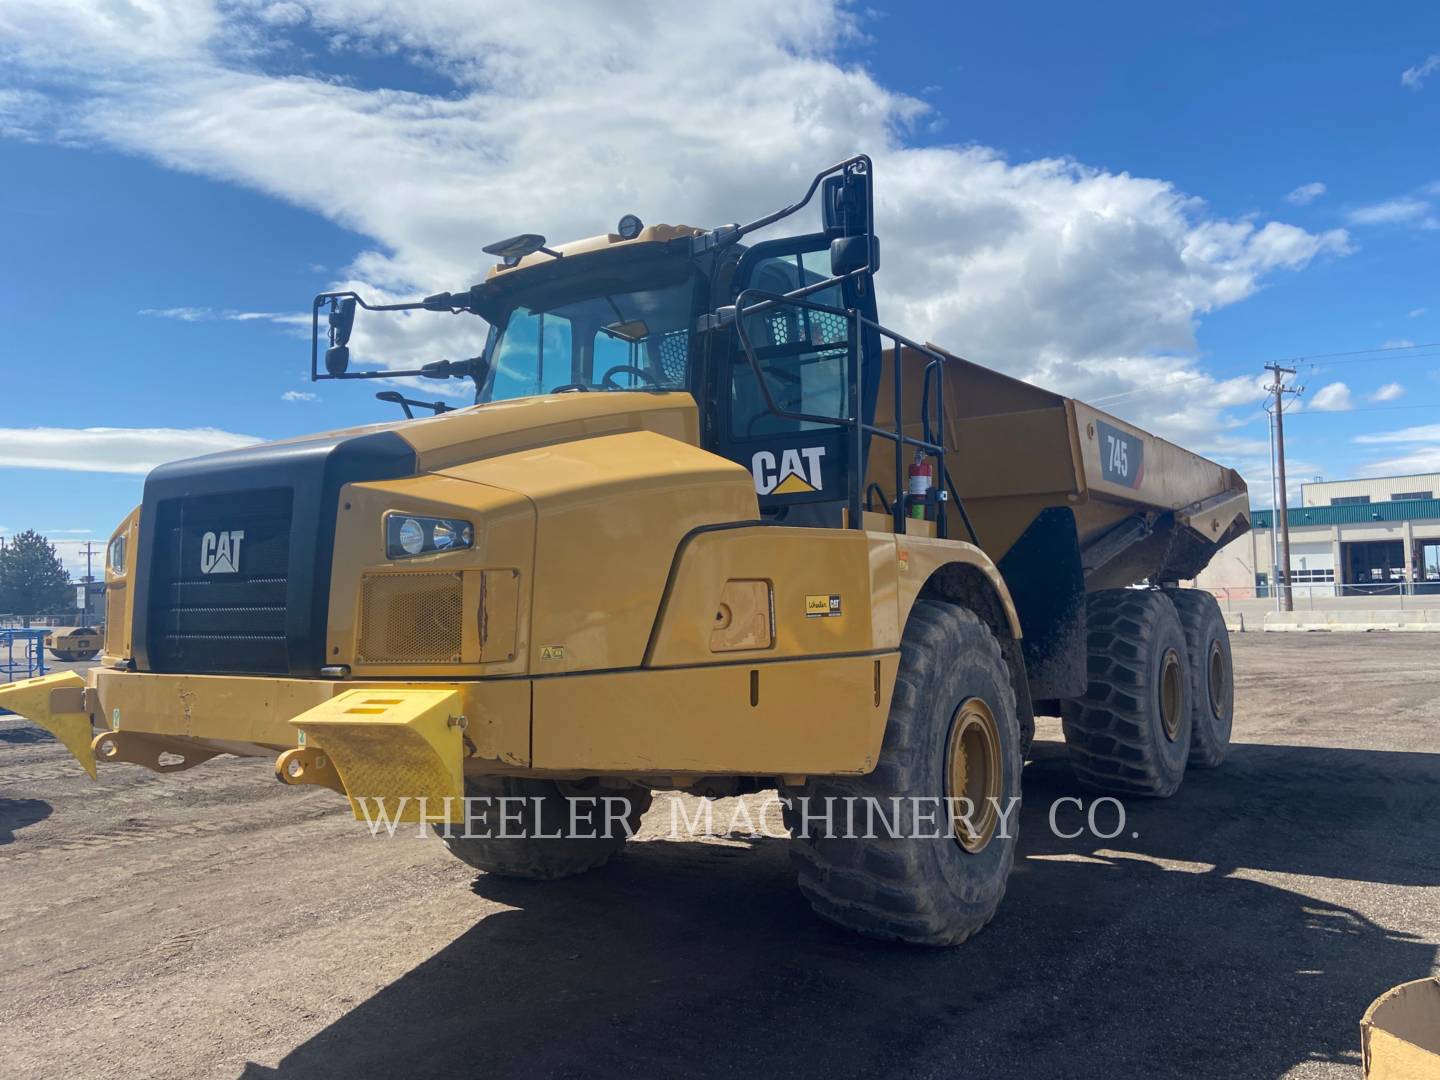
[258, 2, 306, 26]
[1369, 382, 1405, 402]
[0, 427, 261, 474]
[1346, 197, 1438, 229]
[1355, 423, 1440, 445]
[1308, 382, 1353, 411]
[281, 389, 318, 401]
[1284, 182, 1326, 206]
[1352, 422, 1440, 479]
[0, 0, 1356, 465]
[1410, 307, 1427, 318]
[1402, 54, 1440, 91]
[139, 306, 304, 325]
[1382, 338, 1416, 349]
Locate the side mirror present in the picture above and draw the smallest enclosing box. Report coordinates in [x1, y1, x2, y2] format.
[328, 297, 356, 347]
[822, 170, 871, 238]
[324, 296, 356, 376]
[830, 235, 879, 277]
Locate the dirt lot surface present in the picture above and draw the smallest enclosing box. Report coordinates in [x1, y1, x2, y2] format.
[2, 635, 1438, 1079]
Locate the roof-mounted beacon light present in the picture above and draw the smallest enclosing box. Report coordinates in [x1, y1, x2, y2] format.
[616, 214, 643, 240]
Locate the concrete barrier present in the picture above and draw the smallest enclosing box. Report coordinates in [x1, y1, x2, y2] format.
[1264, 609, 1440, 632]
[1222, 612, 1245, 633]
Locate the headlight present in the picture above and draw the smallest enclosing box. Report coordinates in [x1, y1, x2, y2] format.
[385, 514, 475, 559]
[108, 533, 127, 573]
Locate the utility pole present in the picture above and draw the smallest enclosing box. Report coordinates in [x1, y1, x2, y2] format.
[80, 540, 98, 622]
[1265, 364, 1301, 612]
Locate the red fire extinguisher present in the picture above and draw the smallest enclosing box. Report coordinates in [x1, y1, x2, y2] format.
[908, 452, 932, 520]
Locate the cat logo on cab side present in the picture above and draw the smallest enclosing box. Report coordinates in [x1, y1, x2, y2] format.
[751, 447, 825, 495]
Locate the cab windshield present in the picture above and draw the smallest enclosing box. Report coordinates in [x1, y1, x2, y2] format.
[477, 258, 699, 404]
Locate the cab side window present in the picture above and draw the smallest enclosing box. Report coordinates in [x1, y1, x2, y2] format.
[730, 252, 851, 437]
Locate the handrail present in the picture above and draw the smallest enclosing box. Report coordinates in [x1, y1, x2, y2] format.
[733, 287, 975, 540]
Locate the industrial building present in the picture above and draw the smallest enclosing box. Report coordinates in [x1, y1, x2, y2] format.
[1194, 472, 1440, 598]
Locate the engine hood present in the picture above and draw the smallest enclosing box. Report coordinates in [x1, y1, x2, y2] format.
[189, 390, 702, 478]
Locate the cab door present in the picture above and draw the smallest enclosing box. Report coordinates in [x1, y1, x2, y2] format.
[714, 234, 879, 523]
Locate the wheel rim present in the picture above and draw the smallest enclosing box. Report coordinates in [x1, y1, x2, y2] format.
[1207, 640, 1228, 719]
[1159, 648, 1184, 741]
[946, 698, 1003, 854]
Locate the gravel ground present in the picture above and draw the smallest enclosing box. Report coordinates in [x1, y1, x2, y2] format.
[1, 634, 1437, 1079]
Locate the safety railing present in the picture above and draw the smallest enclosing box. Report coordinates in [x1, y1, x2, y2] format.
[0, 628, 48, 688]
[732, 288, 978, 543]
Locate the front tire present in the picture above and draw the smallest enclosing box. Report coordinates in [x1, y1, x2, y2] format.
[435, 776, 651, 880]
[1165, 588, 1234, 768]
[786, 601, 1022, 946]
[1062, 589, 1192, 797]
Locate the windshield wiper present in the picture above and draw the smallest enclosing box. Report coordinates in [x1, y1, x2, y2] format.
[376, 391, 453, 418]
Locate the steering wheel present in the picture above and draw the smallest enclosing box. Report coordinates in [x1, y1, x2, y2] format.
[601, 364, 664, 390]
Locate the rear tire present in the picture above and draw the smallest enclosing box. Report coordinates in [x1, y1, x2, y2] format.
[1061, 589, 1192, 797]
[1164, 588, 1234, 768]
[435, 777, 651, 880]
[785, 600, 1022, 946]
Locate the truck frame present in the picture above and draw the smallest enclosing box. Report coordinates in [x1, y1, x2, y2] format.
[2, 156, 1248, 945]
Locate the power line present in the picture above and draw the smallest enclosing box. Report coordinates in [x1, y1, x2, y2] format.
[1086, 343, 1440, 411]
[1280, 401, 1440, 418]
[1222, 340, 1440, 376]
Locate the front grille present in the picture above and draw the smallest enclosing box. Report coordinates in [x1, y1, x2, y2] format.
[357, 572, 464, 663]
[147, 488, 293, 674]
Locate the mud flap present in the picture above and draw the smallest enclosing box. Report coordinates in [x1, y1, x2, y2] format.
[288, 688, 467, 825]
[0, 672, 96, 778]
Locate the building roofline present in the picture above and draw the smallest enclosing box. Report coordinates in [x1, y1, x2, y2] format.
[1252, 498, 1440, 529]
[1302, 470, 1440, 489]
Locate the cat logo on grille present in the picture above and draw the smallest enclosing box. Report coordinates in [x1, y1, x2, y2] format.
[200, 530, 244, 574]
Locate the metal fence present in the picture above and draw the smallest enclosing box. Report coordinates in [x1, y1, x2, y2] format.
[1204, 582, 1440, 612]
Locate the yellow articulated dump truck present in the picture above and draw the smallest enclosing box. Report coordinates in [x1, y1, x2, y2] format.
[2, 156, 1247, 945]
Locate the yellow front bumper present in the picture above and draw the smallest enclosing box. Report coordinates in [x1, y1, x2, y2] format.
[0, 670, 481, 825]
[3, 654, 893, 822]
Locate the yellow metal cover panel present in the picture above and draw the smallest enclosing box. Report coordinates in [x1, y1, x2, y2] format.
[402, 391, 701, 472]
[480, 569, 521, 663]
[709, 579, 773, 652]
[290, 687, 467, 824]
[327, 473, 535, 678]
[647, 526, 899, 666]
[531, 654, 897, 775]
[1362, 978, 1440, 1079]
[441, 429, 759, 672]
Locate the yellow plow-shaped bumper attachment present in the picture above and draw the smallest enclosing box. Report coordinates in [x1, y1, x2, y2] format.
[0, 671, 96, 778]
[288, 688, 467, 825]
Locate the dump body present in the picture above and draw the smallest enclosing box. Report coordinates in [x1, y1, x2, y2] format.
[871, 345, 1250, 589]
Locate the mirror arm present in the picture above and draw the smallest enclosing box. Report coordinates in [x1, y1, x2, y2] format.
[729, 154, 871, 240]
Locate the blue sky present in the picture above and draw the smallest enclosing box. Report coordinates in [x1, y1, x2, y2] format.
[0, 1, 1437, 573]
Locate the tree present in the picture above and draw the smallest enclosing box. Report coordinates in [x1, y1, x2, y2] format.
[0, 530, 75, 621]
